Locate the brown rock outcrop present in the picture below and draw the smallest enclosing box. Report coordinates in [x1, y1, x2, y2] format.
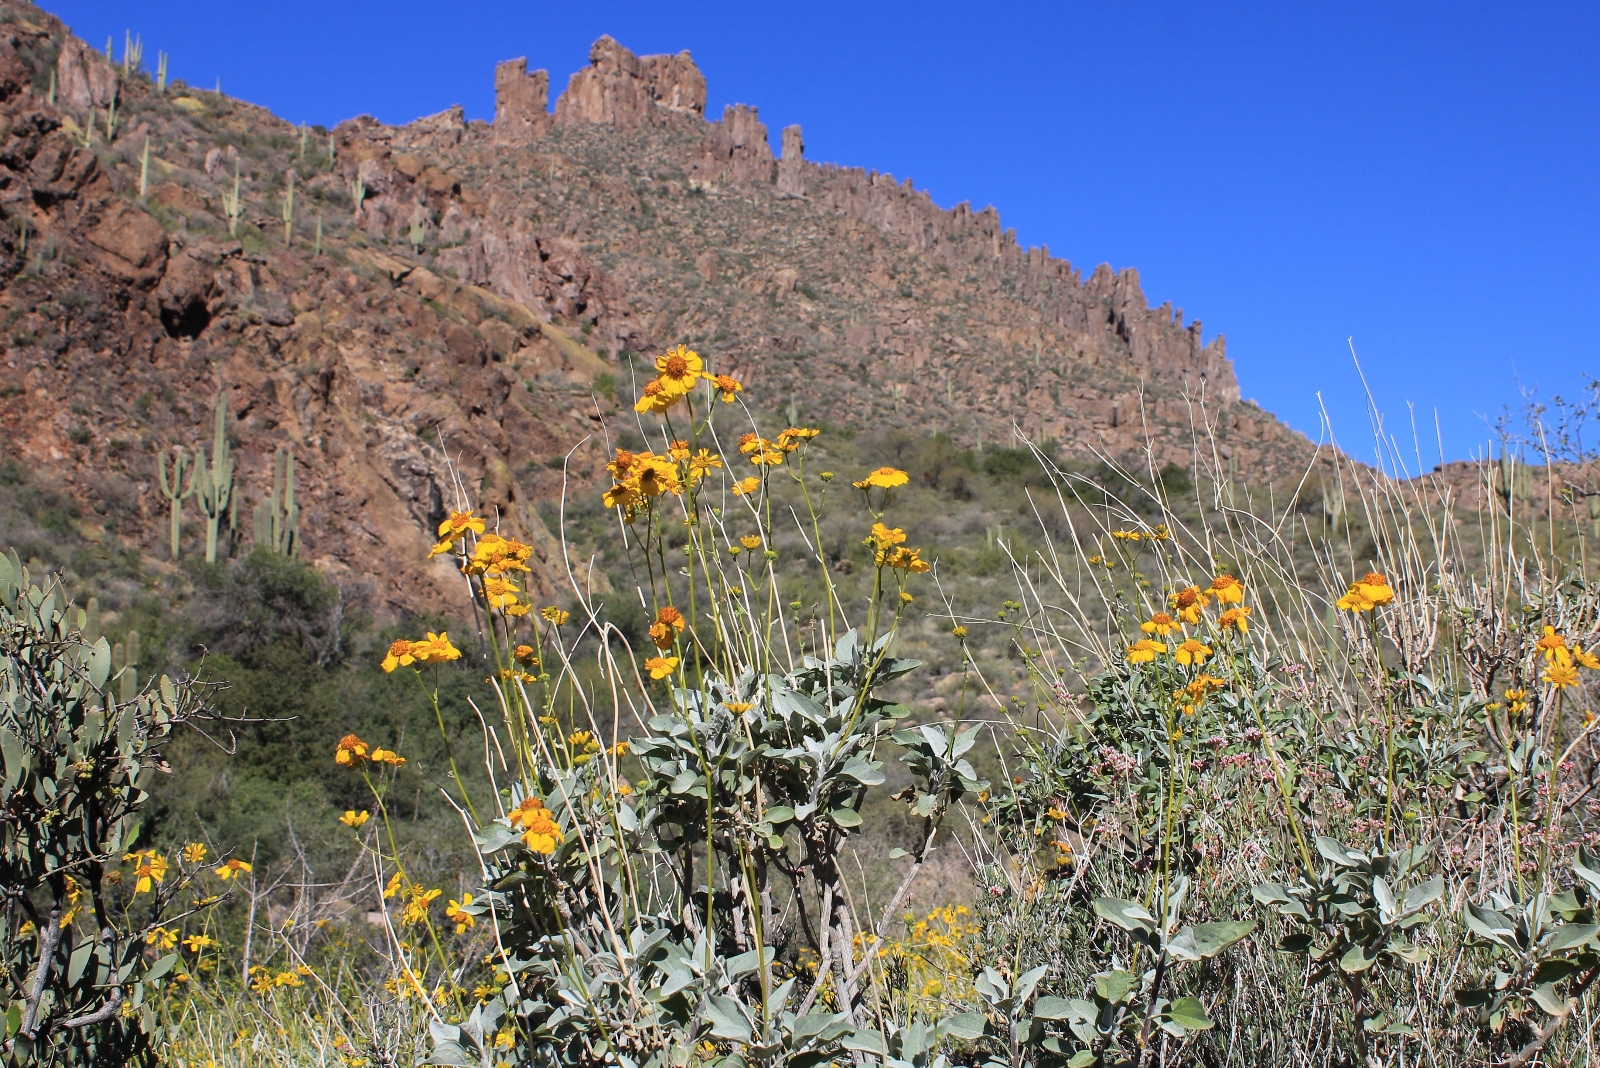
[493, 58, 549, 144]
[54, 37, 117, 110]
[691, 104, 774, 184]
[553, 35, 705, 128]
[777, 124, 805, 198]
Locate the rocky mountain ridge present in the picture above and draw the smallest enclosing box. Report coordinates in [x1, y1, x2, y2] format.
[0, 5, 1318, 616]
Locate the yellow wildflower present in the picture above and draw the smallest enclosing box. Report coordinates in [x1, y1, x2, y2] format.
[511, 796, 564, 855]
[182, 934, 216, 952]
[1575, 645, 1600, 670]
[1174, 639, 1213, 666]
[688, 449, 723, 481]
[1505, 689, 1530, 714]
[1536, 626, 1573, 667]
[381, 640, 417, 673]
[446, 895, 476, 934]
[215, 858, 252, 881]
[741, 535, 763, 550]
[146, 926, 178, 951]
[853, 466, 910, 489]
[712, 373, 743, 402]
[541, 606, 571, 626]
[634, 378, 676, 414]
[1337, 572, 1394, 612]
[655, 344, 704, 396]
[867, 522, 907, 550]
[645, 655, 680, 680]
[1126, 639, 1166, 664]
[1217, 606, 1252, 634]
[182, 842, 208, 864]
[1169, 586, 1210, 624]
[400, 887, 442, 926]
[1140, 613, 1178, 637]
[335, 733, 370, 766]
[483, 576, 521, 610]
[412, 632, 462, 665]
[731, 476, 760, 496]
[1545, 663, 1580, 690]
[124, 850, 168, 894]
[340, 810, 371, 828]
[1208, 574, 1245, 604]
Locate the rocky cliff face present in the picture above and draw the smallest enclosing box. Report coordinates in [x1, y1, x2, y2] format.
[0, 5, 1314, 616]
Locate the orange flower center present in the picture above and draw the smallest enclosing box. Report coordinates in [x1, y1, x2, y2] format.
[665, 355, 689, 376]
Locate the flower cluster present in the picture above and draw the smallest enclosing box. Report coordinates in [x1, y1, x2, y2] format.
[1535, 625, 1600, 689]
[381, 632, 463, 673]
[648, 605, 686, 650]
[865, 522, 931, 573]
[510, 795, 565, 854]
[123, 850, 167, 894]
[334, 733, 406, 768]
[1126, 575, 1248, 667]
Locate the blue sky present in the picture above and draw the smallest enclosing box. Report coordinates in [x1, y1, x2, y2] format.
[49, 1, 1600, 465]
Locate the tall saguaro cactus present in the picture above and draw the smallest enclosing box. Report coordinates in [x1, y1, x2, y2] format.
[194, 396, 236, 563]
[253, 446, 300, 557]
[157, 447, 195, 559]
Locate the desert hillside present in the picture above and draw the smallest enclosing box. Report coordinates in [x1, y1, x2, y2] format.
[0, 4, 1315, 615]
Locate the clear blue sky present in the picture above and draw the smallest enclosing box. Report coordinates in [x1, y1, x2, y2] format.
[48, 1, 1600, 466]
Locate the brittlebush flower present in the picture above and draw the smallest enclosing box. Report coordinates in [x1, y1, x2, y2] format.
[1336, 572, 1394, 612]
[776, 427, 820, 451]
[867, 522, 907, 550]
[688, 449, 723, 481]
[370, 747, 406, 768]
[1174, 639, 1213, 666]
[483, 576, 521, 610]
[215, 858, 252, 881]
[467, 534, 534, 576]
[1505, 689, 1530, 714]
[182, 934, 216, 952]
[1576, 645, 1600, 670]
[1169, 586, 1210, 624]
[511, 797, 564, 855]
[340, 810, 371, 828]
[645, 655, 680, 680]
[412, 632, 462, 665]
[182, 842, 208, 864]
[120, 850, 167, 893]
[1208, 574, 1245, 604]
[1545, 663, 1580, 689]
[655, 344, 704, 396]
[1126, 639, 1166, 664]
[335, 734, 370, 766]
[712, 373, 743, 402]
[1217, 606, 1252, 634]
[146, 926, 178, 950]
[400, 887, 442, 926]
[725, 701, 753, 714]
[446, 895, 476, 934]
[428, 510, 485, 557]
[853, 466, 910, 489]
[634, 378, 677, 414]
[738, 433, 784, 466]
[1536, 626, 1572, 667]
[381, 640, 417, 673]
[880, 546, 931, 573]
[740, 535, 763, 550]
[1140, 613, 1178, 637]
[514, 644, 538, 662]
[731, 476, 759, 496]
[540, 606, 571, 626]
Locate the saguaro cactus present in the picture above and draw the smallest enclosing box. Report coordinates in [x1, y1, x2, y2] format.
[157, 446, 195, 559]
[221, 162, 243, 236]
[281, 170, 295, 246]
[253, 446, 300, 557]
[194, 395, 236, 563]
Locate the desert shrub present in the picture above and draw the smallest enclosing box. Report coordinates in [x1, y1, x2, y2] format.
[0, 552, 224, 1065]
[106, 348, 1600, 1068]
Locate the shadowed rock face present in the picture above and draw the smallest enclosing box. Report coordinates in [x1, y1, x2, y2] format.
[0, 8, 1312, 616]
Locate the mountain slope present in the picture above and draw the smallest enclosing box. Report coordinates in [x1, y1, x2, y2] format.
[0, 7, 1317, 615]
